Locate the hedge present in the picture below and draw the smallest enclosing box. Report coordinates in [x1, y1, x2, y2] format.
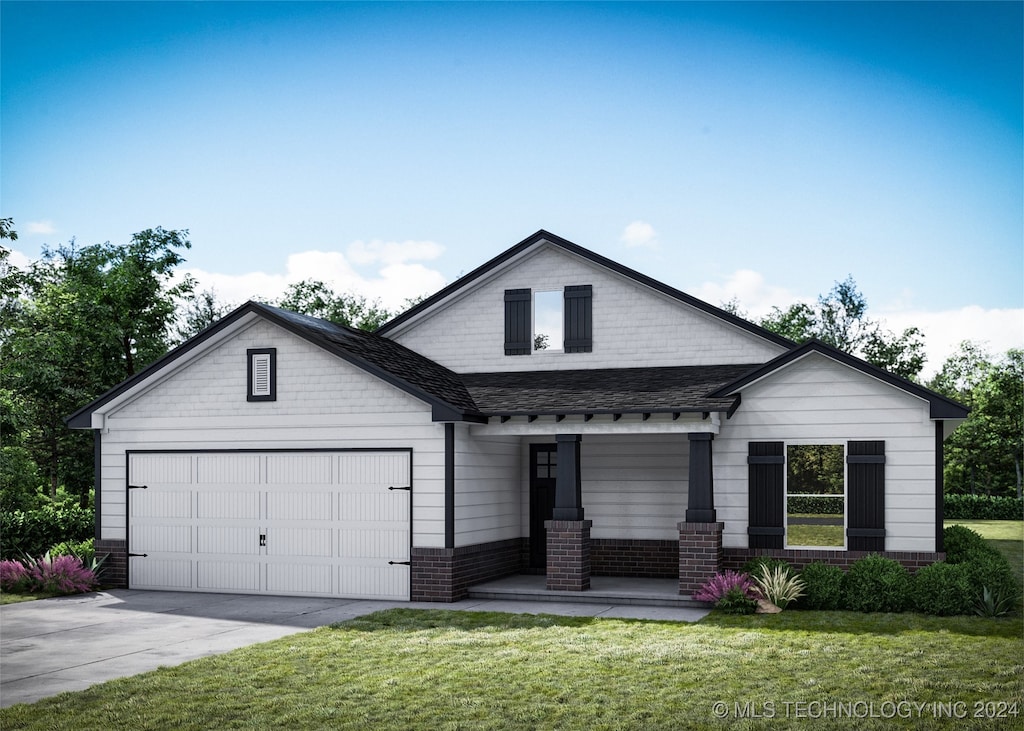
[944, 493, 1023, 520]
[0, 504, 95, 560]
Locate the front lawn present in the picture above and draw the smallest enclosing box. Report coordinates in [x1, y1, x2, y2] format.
[2, 608, 1021, 730]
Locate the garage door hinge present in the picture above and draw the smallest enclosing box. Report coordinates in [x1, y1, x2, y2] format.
[127, 484, 148, 490]
[388, 560, 411, 566]
[388, 485, 411, 491]
[128, 553, 148, 558]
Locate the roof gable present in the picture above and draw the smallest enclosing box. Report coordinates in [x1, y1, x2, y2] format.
[67, 301, 484, 429]
[377, 229, 794, 349]
[709, 339, 969, 420]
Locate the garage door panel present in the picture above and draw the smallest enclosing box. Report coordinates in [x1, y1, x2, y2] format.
[132, 525, 192, 553]
[198, 526, 261, 555]
[131, 559, 193, 589]
[339, 491, 409, 522]
[336, 453, 410, 487]
[131, 454, 193, 485]
[132, 491, 191, 519]
[338, 529, 407, 559]
[266, 491, 332, 520]
[267, 454, 332, 484]
[198, 561, 261, 591]
[197, 454, 261, 484]
[266, 563, 333, 594]
[339, 565, 408, 600]
[197, 491, 260, 520]
[268, 528, 332, 557]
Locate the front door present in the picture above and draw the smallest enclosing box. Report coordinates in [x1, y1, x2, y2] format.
[529, 444, 557, 569]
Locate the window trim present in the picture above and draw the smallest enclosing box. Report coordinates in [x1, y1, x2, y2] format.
[783, 441, 847, 551]
[247, 348, 277, 402]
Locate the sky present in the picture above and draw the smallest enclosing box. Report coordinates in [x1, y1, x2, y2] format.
[3, 1, 1022, 377]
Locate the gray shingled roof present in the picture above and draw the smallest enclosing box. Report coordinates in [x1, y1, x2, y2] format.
[460, 365, 757, 416]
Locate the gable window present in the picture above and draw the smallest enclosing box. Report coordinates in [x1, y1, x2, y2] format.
[786, 444, 845, 548]
[504, 285, 593, 355]
[247, 348, 276, 401]
[533, 290, 562, 351]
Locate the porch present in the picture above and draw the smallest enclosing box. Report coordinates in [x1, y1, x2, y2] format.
[467, 574, 709, 609]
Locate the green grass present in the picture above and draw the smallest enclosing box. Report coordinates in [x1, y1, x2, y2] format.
[2, 609, 1021, 730]
[786, 523, 844, 547]
[3, 522, 1021, 730]
[0, 590, 61, 605]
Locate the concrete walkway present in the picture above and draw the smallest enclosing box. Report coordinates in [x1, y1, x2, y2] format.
[1, 589, 710, 707]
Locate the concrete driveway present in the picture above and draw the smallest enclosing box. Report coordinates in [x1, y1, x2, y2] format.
[1, 589, 709, 707]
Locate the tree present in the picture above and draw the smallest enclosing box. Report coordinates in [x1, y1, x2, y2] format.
[929, 343, 1023, 498]
[758, 277, 926, 380]
[276, 280, 392, 331]
[1, 228, 193, 504]
[175, 289, 232, 343]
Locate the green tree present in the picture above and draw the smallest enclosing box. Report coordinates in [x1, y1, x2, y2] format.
[175, 289, 233, 343]
[276, 280, 392, 331]
[1, 228, 193, 504]
[929, 343, 1023, 498]
[759, 277, 926, 380]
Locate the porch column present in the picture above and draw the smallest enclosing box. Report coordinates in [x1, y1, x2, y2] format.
[685, 432, 716, 522]
[547, 434, 591, 591]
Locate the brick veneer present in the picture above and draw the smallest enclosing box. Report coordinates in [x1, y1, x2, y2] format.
[546, 520, 592, 591]
[94, 539, 128, 588]
[591, 539, 678, 578]
[678, 521, 723, 596]
[411, 538, 525, 602]
[722, 548, 945, 573]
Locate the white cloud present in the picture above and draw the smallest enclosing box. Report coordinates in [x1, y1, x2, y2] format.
[694, 269, 808, 320]
[4, 249, 33, 270]
[176, 239, 448, 313]
[878, 307, 1024, 378]
[621, 221, 658, 249]
[25, 221, 56, 235]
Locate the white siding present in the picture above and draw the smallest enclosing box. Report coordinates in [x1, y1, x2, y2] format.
[454, 427, 520, 546]
[715, 353, 938, 552]
[98, 319, 446, 548]
[391, 244, 784, 373]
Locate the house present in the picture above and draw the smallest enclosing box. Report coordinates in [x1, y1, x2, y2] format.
[67, 230, 968, 602]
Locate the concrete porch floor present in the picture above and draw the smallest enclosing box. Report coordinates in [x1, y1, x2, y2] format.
[468, 574, 709, 609]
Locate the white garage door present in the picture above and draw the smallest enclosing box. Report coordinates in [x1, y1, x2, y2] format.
[126, 450, 411, 600]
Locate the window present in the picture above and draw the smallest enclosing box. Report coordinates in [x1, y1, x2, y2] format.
[247, 348, 276, 401]
[786, 444, 845, 548]
[748, 440, 886, 552]
[533, 291, 562, 351]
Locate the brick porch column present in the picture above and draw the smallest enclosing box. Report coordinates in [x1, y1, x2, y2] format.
[678, 521, 724, 597]
[546, 520, 593, 591]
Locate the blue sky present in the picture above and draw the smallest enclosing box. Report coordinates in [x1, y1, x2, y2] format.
[3, 2, 1021, 375]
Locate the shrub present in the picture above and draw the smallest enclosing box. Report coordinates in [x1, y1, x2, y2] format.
[975, 587, 1017, 617]
[911, 562, 974, 615]
[944, 493, 1024, 521]
[0, 559, 30, 592]
[842, 555, 910, 613]
[943, 525, 994, 564]
[798, 562, 845, 610]
[0, 501, 94, 560]
[717, 586, 759, 614]
[48, 538, 95, 565]
[693, 570, 758, 604]
[26, 553, 98, 595]
[964, 552, 1020, 609]
[740, 556, 795, 579]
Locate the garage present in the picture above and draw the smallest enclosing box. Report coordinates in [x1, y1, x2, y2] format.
[126, 450, 412, 600]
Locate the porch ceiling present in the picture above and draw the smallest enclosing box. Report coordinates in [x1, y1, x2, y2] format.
[461, 364, 753, 418]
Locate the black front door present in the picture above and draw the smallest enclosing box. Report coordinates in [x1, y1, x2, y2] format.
[529, 444, 557, 569]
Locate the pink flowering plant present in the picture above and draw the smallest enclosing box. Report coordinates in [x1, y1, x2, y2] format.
[693, 570, 761, 614]
[0, 559, 31, 592]
[1, 553, 98, 596]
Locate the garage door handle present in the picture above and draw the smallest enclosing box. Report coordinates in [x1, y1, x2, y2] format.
[388, 561, 410, 566]
[388, 485, 411, 491]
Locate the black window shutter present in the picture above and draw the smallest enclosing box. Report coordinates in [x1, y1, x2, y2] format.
[504, 289, 531, 355]
[847, 440, 886, 551]
[747, 442, 784, 549]
[563, 285, 593, 353]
